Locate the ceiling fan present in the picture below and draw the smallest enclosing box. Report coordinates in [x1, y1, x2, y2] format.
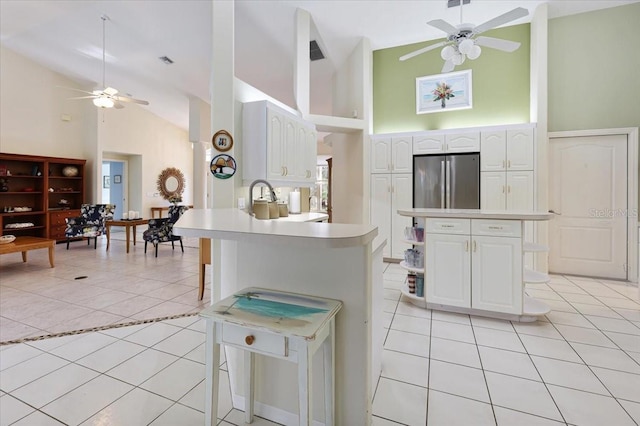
[399, 3, 528, 73]
[62, 15, 149, 109]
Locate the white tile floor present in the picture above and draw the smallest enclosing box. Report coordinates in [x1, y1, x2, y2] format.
[0, 262, 638, 425]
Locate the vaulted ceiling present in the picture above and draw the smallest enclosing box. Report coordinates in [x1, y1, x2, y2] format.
[0, 1, 634, 130]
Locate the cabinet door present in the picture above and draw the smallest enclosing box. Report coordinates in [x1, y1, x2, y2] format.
[306, 127, 318, 181]
[371, 138, 391, 173]
[480, 172, 506, 210]
[391, 137, 412, 173]
[413, 134, 444, 155]
[426, 234, 471, 308]
[294, 124, 309, 181]
[282, 116, 298, 180]
[370, 174, 391, 258]
[480, 131, 506, 171]
[445, 132, 480, 153]
[267, 108, 285, 180]
[472, 236, 522, 314]
[506, 128, 534, 171]
[391, 174, 413, 258]
[506, 171, 534, 211]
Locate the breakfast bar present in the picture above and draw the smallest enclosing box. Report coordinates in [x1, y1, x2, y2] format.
[398, 208, 554, 322]
[174, 208, 378, 425]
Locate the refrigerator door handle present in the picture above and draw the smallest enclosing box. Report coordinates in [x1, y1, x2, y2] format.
[445, 160, 451, 208]
[440, 160, 445, 209]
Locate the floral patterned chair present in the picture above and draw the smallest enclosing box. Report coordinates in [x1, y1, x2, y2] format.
[65, 204, 116, 249]
[143, 204, 189, 257]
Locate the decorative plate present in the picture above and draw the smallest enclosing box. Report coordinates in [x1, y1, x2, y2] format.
[0, 235, 16, 244]
[211, 130, 233, 152]
[210, 154, 237, 180]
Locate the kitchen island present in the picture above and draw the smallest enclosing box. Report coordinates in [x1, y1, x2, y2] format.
[174, 208, 378, 425]
[398, 208, 553, 322]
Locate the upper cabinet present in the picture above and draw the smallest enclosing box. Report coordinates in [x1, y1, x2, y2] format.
[371, 136, 412, 174]
[413, 132, 480, 155]
[481, 127, 534, 172]
[243, 100, 317, 186]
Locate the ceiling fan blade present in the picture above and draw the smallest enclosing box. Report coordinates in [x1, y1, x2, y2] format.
[441, 59, 455, 73]
[114, 95, 149, 106]
[399, 41, 447, 61]
[473, 7, 528, 35]
[475, 36, 521, 52]
[67, 96, 98, 100]
[103, 87, 118, 96]
[427, 19, 459, 35]
[57, 86, 95, 96]
[113, 101, 125, 109]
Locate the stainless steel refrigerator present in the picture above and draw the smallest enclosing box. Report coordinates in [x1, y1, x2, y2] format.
[413, 153, 480, 209]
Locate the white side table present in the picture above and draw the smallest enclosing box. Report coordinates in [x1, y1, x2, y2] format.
[199, 287, 342, 426]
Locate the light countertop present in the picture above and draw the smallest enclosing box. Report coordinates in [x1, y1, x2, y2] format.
[398, 208, 554, 221]
[174, 208, 377, 249]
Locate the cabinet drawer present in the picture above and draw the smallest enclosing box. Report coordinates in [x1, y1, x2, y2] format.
[472, 220, 521, 237]
[222, 323, 288, 357]
[426, 218, 471, 235]
[50, 210, 79, 226]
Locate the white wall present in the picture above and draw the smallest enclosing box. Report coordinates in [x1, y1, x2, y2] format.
[0, 45, 193, 216]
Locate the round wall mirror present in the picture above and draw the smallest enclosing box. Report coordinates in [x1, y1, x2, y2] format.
[157, 167, 185, 201]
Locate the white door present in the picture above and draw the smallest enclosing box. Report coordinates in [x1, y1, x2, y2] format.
[413, 134, 444, 155]
[445, 132, 480, 153]
[480, 131, 506, 172]
[294, 124, 309, 181]
[480, 172, 506, 210]
[472, 236, 522, 314]
[391, 174, 413, 258]
[282, 116, 297, 180]
[506, 128, 534, 171]
[426, 233, 471, 308]
[506, 171, 534, 211]
[370, 174, 391, 258]
[267, 108, 285, 180]
[392, 137, 413, 173]
[306, 127, 318, 181]
[371, 138, 391, 173]
[549, 135, 628, 279]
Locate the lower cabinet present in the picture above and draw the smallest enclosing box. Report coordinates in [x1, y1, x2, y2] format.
[425, 219, 523, 315]
[49, 209, 80, 241]
[370, 173, 412, 258]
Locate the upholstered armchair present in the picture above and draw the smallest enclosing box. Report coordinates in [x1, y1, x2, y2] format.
[65, 204, 116, 249]
[143, 204, 189, 257]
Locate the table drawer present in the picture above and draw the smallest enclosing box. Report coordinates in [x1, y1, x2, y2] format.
[472, 219, 522, 237]
[222, 323, 288, 357]
[426, 218, 471, 235]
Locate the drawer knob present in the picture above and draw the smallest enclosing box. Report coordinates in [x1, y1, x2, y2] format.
[245, 335, 255, 345]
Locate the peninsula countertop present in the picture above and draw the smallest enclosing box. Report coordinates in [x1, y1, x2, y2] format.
[398, 208, 554, 221]
[173, 208, 377, 249]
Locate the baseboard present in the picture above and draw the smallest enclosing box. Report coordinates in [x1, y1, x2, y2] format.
[231, 393, 326, 426]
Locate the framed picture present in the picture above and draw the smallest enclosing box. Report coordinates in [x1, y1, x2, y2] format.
[103, 176, 110, 189]
[211, 129, 234, 152]
[114, 175, 121, 184]
[416, 70, 473, 114]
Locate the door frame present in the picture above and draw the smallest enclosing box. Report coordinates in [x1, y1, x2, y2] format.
[548, 127, 638, 282]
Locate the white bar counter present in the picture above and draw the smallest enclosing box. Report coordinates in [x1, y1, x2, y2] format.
[398, 208, 553, 322]
[174, 208, 378, 425]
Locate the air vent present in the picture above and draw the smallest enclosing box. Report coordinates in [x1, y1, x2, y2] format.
[310, 40, 324, 61]
[447, 0, 470, 7]
[159, 56, 174, 64]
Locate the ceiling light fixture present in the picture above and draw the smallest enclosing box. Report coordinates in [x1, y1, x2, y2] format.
[93, 96, 114, 108]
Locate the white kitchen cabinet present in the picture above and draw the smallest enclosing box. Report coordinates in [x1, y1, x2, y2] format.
[481, 171, 533, 211]
[369, 173, 412, 259]
[371, 137, 412, 173]
[413, 134, 445, 155]
[506, 172, 534, 211]
[481, 172, 507, 210]
[243, 100, 316, 186]
[426, 233, 472, 308]
[481, 128, 534, 172]
[445, 132, 480, 153]
[472, 235, 523, 314]
[425, 218, 523, 315]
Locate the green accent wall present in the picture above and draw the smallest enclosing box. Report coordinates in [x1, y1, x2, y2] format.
[373, 24, 530, 134]
[548, 3, 640, 132]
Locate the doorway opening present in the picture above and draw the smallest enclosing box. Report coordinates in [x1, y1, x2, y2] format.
[102, 160, 127, 223]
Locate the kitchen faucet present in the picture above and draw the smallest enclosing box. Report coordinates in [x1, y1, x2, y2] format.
[247, 179, 277, 216]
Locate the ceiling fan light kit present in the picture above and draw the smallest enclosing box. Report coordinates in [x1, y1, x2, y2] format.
[93, 97, 114, 108]
[400, 2, 528, 73]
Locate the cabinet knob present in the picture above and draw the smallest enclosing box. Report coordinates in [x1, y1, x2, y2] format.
[507, 160, 511, 168]
[245, 335, 255, 345]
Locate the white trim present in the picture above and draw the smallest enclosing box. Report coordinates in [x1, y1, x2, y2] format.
[549, 127, 639, 283]
[373, 122, 537, 139]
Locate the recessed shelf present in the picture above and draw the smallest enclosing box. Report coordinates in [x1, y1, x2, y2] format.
[524, 268, 551, 283]
[1, 211, 44, 216]
[0, 192, 43, 195]
[523, 242, 549, 253]
[402, 239, 424, 246]
[399, 261, 425, 274]
[523, 296, 551, 316]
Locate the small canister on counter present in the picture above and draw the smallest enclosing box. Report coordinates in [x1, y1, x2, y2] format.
[407, 273, 416, 294]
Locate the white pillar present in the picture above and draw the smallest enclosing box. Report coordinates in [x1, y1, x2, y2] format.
[189, 96, 211, 209]
[294, 9, 310, 117]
